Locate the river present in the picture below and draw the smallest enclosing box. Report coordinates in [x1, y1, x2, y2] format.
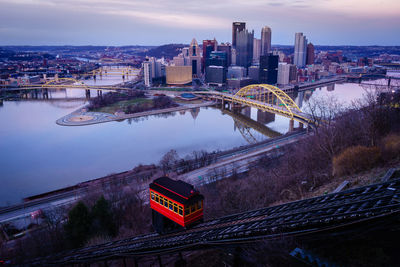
[0, 71, 381, 205]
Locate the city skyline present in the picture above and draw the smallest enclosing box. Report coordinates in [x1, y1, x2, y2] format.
[0, 0, 400, 46]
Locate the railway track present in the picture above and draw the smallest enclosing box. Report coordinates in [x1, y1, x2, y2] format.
[31, 178, 400, 266]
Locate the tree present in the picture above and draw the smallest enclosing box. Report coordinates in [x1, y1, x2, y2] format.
[160, 149, 179, 174]
[90, 196, 118, 237]
[64, 202, 91, 248]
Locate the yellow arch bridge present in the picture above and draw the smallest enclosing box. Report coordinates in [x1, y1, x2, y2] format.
[198, 84, 312, 124]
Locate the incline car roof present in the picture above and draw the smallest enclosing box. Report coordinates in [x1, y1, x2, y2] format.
[150, 177, 203, 204]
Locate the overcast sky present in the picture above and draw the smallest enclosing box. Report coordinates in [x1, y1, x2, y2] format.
[0, 0, 399, 46]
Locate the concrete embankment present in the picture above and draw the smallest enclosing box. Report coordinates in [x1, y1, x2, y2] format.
[56, 101, 216, 126]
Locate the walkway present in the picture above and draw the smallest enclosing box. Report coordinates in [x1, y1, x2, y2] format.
[56, 101, 216, 126]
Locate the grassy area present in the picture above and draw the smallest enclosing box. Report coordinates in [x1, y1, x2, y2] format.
[94, 98, 152, 114]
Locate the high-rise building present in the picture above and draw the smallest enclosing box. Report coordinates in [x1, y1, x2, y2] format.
[142, 61, 152, 87]
[232, 22, 246, 48]
[259, 54, 278, 84]
[206, 51, 228, 68]
[206, 66, 226, 86]
[236, 29, 254, 69]
[227, 66, 246, 79]
[306, 43, 315, 65]
[189, 38, 202, 77]
[202, 39, 218, 72]
[289, 65, 298, 83]
[261, 26, 272, 56]
[217, 43, 232, 66]
[253, 38, 261, 63]
[248, 66, 260, 82]
[294, 32, 307, 67]
[231, 48, 237, 65]
[277, 63, 290, 85]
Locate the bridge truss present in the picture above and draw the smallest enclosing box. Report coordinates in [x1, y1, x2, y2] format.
[200, 84, 312, 124]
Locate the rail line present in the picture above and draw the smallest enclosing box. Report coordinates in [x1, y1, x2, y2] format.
[30, 178, 400, 266]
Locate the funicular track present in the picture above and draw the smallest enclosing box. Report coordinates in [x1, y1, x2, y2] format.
[31, 178, 400, 266]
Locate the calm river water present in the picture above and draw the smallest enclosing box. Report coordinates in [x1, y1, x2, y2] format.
[0, 72, 374, 205]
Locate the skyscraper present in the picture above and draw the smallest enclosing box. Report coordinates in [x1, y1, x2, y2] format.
[232, 22, 246, 48]
[188, 38, 202, 77]
[202, 39, 217, 72]
[294, 32, 307, 67]
[306, 43, 315, 65]
[277, 63, 290, 85]
[217, 43, 232, 66]
[236, 29, 254, 68]
[142, 61, 152, 87]
[261, 26, 272, 56]
[253, 38, 261, 63]
[259, 54, 278, 84]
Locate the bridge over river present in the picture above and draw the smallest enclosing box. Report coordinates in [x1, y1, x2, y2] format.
[29, 177, 400, 266]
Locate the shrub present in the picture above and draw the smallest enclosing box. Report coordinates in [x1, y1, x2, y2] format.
[381, 133, 400, 160]
[332, 146, 381, 177]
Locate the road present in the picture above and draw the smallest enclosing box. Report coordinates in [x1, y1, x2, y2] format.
[179, 131, 306, 186]
[0, 131, 306, 227]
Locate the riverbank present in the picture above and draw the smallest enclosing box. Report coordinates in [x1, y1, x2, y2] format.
[56, 101, 216, 126]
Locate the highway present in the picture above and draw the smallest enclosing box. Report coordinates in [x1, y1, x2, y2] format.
[0, 131, 306, 227]
[179, 131, 306, 186]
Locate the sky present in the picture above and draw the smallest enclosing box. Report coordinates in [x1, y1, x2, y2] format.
[0, 0, 399, 46]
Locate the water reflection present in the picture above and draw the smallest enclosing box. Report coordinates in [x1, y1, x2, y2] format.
[0, 80, 377, 205]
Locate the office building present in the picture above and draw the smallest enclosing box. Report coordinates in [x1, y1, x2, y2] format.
[217, 43, 232, 66]
[172, 39, 201, 77]
[277, 63, 290, 85]
[294, 32, 307, 67]
[259, 54, 278, 84]
[227, 66, 246, 79]
[206, 65, 226, 86]
[188, 38, 202, 77]
[236, 29, 254, 68]
[253, 38, 261, 63]
[202, 39, 218, 72]
[231, 48, 237, 65]
[206, 51, 228, 68]
[306, 43, 315, 65]
[289, 65, 298, 83]
[248, 66, 260, 82]
[232, 22, 246, 48]
[143, 61, 152, 87]
[261, 26, 272, 56]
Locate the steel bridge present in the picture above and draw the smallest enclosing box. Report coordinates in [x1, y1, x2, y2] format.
[198, 84, 312, 124]
[29, 178, 400, 266]
[0, 77, 130, 91]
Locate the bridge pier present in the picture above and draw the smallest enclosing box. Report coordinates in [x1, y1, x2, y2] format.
[42, 88, 49, 99]
[388, 77, 391, 87]
[289, 119, 294, 132]
[97, 90, 102, 97]
[85, 89, 91, 99]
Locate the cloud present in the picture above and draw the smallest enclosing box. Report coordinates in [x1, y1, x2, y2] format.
[0, 0, 399, 45]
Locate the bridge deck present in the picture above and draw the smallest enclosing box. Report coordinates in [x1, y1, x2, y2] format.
[31, 178, 400, 265]
[200, 91, 312, 123]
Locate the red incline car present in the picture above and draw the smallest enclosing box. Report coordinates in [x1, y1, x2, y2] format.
[149, 177, 204, 233]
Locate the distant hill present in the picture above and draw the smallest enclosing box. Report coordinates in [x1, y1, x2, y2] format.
[138, 44, 186, 59]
